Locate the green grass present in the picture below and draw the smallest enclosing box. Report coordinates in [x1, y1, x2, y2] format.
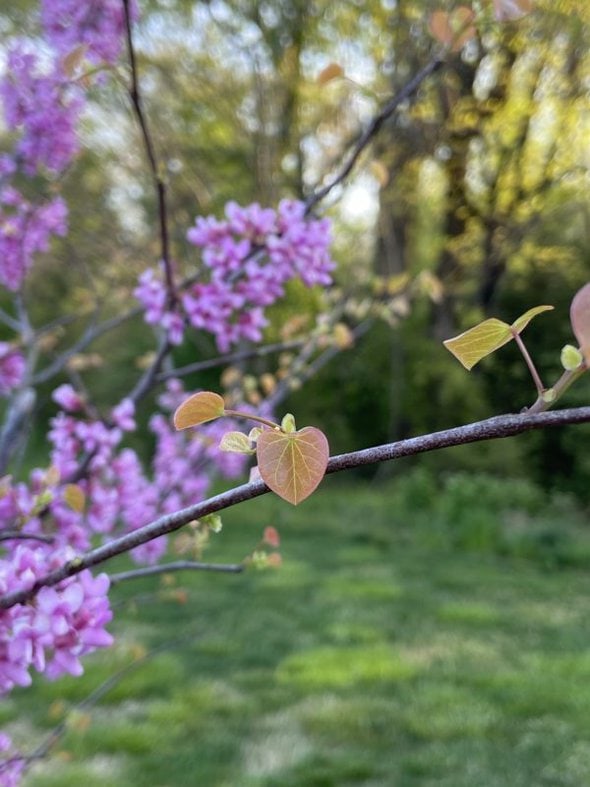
[7, 471, 590, 786]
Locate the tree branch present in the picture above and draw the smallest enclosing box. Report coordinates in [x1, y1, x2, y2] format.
[3, 405, 590, 610]
[305, 53, 445, 213]
[122, 0, 174, 298]
[109, 560, 244, 584]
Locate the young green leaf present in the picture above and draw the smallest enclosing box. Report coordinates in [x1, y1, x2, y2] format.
[443, 318, 511, 370]
[510, 305, 553, 334]
[63, 483, 86, 513]
[257, 427, 329, 506]
[570, 283, 590, 364]
[444, 305, 553, 370]
[219, 431, 255, 454]
[173, 391, 225, 430]
[561, 344, 583, 371]
[281, 413, 296, 433]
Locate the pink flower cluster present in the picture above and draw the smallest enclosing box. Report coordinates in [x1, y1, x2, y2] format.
[135, 200, 335, 351]
[0, 345, 25, 397]
[133, 269, 184, 345]
[0, 381, 249, 571]
[1, 47, 83, 176]
[0, 188, 68, 291]
[0, 545, 112, 694]
[0, 0, 135, 296]
[41, 0, 137, 66]
[0, 734, 24, 787]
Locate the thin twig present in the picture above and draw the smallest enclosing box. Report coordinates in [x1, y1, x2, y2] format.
[305, 53, 445, 213]
[156, 338, 307, 383]
[32, 307, 142, 385]
[1, 634, 198, 778]
[3, 405, 590, 610]
[128, 333, 171, 406]
[110, 560, 244, 584]
[0, 532, 54, 544]
[122, 0, 174, 297]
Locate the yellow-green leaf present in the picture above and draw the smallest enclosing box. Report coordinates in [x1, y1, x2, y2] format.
[257, 427, 329, 506]
[219, 431, 255, 454]
[511, 305, 553, 334]
[173, 391, 225, 430]
[63, 483, 86, 513]
[443, 318, 511, 370]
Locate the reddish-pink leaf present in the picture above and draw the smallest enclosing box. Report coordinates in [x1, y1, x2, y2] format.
[570, 283, 590, 364]
[263, 526, 280, 548]
[257, 427, 329, 506]
[429, 7, 476, 51]
[317, 62, 344, 85]
[173, 391, 225, 430]
[493, 0, 533, 22]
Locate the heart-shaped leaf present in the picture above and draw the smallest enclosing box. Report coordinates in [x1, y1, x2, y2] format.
[257, 427, 329, 505]
[570, 283, 590, 364]
[173, 391, 225, 430]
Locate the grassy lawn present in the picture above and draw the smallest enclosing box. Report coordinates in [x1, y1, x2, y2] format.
[6, 471, 590, 786]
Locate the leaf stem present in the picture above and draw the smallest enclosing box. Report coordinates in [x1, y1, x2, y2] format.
[223, 410, 280, 430]
[511, 329, 545, 395]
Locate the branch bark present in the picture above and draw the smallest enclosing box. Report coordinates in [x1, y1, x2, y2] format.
[2, 405, 590, 610]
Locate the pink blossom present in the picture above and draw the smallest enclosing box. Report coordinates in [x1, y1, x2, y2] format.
[52, 384, 84, 412]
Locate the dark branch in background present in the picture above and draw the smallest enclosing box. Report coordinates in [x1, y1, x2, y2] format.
[156, 338, 307, 382]
[122, 0, 174, 297]
[110, 559, 244, 584]
[0, 388, 36, 476]
[0, 532, 54, 544]
[32, 307, 142, 385]
[266, 319, 373, 411]
[128, 333, 171, 406]
[3, 406, 590, 610]
[1, 635, 197, 780]
[305, 53, 445, 213]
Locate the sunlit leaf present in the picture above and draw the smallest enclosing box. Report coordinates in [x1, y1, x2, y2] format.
[63, 483, 85, 513]
[317, 62, 344, 85]
[173, 391, 225, 430]
[257, 427, 329, 505]
[370, 160, 389, 187]
[511, 305, 553, 334]
[62, 44, 87, 77]
[443, 318, 511, 369]
[493, 0, 533, 21]
[428, 7, 476, 52]
[445, 304, 553, 369]
[570, 282, 590, 364]
[219, 431, 255, 454]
